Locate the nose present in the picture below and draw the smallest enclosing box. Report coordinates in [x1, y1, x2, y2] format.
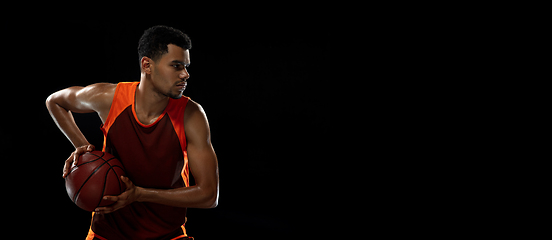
[180, 68, 190, 80]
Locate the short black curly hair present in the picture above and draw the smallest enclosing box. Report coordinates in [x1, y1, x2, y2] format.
[137, 25, 191, 62]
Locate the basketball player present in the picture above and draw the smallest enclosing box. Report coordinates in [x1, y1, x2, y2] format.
[46, 26, 219, 240]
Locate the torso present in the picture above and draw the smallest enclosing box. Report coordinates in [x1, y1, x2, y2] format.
[92, 82, 191, 239]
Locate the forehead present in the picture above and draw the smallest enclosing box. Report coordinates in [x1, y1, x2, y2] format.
[163, 44, 190, 63]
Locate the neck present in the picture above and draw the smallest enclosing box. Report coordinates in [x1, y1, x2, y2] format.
[135, 73, 169, 123]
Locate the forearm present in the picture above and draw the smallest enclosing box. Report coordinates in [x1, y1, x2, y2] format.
[45, 96, 90, 148]
[137, 185, 218, 209]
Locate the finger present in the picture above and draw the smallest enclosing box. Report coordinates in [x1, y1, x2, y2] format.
[63, 165, 69, 178]
[87, 145, 95, 152]
[96, 198, 125, 214]
[63, 164, 70, 178]
[95, 207, 112, 214]
[73, 150, 81, 166]
[102, 196, 118, 202]
[72, 157, 78, 167]
[63, 160, 68, 178]
[63, 157, 73, 178]
[72, 146, 88, 165]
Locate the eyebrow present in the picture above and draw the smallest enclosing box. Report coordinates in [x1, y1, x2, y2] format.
[171, 60, 190, 67]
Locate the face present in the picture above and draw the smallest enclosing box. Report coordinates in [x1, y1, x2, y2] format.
[149, 44, 191, 99]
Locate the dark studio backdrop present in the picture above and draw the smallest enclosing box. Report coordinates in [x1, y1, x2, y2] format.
[3, 14, 328, 239]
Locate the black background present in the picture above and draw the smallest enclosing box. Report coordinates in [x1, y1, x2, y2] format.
[2, 12, 328, 239]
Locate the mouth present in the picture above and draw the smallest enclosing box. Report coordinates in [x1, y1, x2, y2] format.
[176, 82, 187, 90]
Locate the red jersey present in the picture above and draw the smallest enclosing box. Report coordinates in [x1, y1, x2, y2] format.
[86, 82, 190, 240]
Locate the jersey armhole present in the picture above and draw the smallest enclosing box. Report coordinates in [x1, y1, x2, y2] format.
[101, 83, 122, 133]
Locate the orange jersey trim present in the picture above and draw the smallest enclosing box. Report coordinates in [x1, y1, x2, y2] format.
[101, 82, 139, 152]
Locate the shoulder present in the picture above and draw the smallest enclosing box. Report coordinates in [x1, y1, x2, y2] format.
[184, 99, 210, 138]
[184, 99, 208, 123]
[47, 82, 117, 119]
[184, 99, 205, 116]
[77, 83, 117, 100]
[76, 83, 117, 116]
[89, 82, 117, 94]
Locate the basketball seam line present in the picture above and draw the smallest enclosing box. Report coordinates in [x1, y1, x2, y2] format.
[72, 159, 111, 204]
[66, 152, 106, 177]
[66, 158, 102, 177]
[95, 159, 126, 209]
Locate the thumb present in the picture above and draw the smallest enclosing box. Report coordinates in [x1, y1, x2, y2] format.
[121, 176, 133, 189]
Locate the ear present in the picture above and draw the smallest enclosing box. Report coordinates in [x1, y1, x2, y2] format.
[140, 56, 153, 74]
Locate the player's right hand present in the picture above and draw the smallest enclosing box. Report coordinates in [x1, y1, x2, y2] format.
[63, 144, 95, 178]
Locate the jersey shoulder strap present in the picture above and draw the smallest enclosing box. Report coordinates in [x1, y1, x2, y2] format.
[101, 82, 138, 149]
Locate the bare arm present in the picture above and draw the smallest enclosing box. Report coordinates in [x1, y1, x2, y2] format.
[45, 83, 116, 177]
[97, 101, 219, 212]
[139, 101, 219, 208]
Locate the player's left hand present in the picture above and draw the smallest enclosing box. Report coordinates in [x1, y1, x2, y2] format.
[95, 176, 142, 214]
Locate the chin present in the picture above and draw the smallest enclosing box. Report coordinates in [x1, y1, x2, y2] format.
[167, 91, 184, 99]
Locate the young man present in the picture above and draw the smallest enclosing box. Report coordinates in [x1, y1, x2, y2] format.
[46, 26, 219, 240]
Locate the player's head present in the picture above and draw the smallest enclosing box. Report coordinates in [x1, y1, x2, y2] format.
[138, 25, 192, 99]
[138, 25, 191, 62]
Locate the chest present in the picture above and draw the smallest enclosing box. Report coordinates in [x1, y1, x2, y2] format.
[104, 106, 185, 188]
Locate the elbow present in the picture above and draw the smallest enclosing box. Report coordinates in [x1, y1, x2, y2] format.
[206, 189, 219, 208]
[45, 94, 54, 109]
[206, 198, 218, 209]
[200, 186, 218, 209]
[45, 93, 62, 112]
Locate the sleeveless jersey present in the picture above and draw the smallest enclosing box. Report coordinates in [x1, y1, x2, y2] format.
[86, 82, 190, 240]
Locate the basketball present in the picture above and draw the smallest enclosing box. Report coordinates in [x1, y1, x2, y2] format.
[65, 151, 127, 212]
